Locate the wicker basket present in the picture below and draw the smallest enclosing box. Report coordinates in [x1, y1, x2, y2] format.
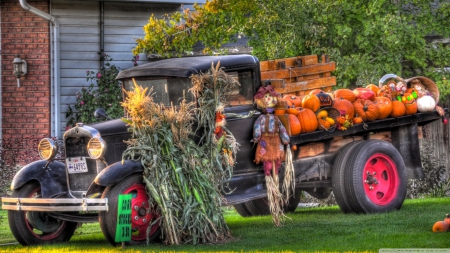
[316, 107, 340, 132]
[404, 76, 440, 104]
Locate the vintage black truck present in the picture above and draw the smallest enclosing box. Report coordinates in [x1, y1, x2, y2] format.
[1, 54, 445, 246]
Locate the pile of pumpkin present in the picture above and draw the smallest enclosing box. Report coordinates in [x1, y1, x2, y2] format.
[432, 214, 450, 233]
[274, 78, 438, 136]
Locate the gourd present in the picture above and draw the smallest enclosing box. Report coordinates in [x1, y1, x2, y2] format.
[333, 98, 355, 120]
[444, 214, 450, 226]
[334, 89, 356, 102]
[402, 94, 418, 115]
[390, 101, 406, 117]
[373, 96, 393, 120]
[416, 95, 436, 112]
[353, 99, 379, 121]
[297, 107, 318, 133]
[353, 87, 376, 100]
[432, 221, 449, 233]
[301, 94, 321, 112]
[353, 116, 363, 124]
[283, 95, 302, 107]
[288, 114, 301, 135]
[318, 118, 331, 130]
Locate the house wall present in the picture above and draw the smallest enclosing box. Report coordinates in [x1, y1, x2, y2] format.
[1, 0, 51, 166]
[53, 0, 188, 136]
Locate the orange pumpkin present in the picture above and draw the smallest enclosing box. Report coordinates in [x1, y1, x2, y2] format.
[353, 99, 379, 121]
[297, 107, 318, 133]
[288, 114, 301, 135]
[301, 94, 321, 112]
[432, 221, 449, 233]
[274, 109, 286, 115]
[402, 94, 418, 115]
[334, 89, 356, 102]
[353, 87, 376, 100]
[283, 95, 302, 107]
[309, 89, 323, 95]
[353, 116, 363, 124]
[373, 96, 393, 120]
[333, 98, 355, 120]
[390, 101, 406, 117]
[366, 84, 380, 94]
[286, 107, 299, 115]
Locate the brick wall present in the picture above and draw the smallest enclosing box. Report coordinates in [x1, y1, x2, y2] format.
[1, 0, 51, 166]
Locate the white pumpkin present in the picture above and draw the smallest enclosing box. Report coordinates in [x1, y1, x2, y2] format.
[416, 95, 436, 112]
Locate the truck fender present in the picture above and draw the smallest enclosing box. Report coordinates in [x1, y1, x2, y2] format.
[10, 160, 68, 198]
[94, 160, 144, 187]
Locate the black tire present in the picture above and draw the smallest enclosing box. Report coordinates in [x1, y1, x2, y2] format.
[332, 141, 363, 213]
[244, 189, 302, 216]
[7, 181, 78, 245]
[233, 203, 252, 217]
[344, 140, 407, 213]
[99, 174, 161, 246]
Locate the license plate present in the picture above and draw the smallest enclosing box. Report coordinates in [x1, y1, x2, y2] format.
[66, 157, 88, 174]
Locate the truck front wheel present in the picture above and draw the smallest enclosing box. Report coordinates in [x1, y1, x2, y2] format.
[99, 174, 160, 246]
[344, 140, 407, 213]
[7, 181, 77, 245]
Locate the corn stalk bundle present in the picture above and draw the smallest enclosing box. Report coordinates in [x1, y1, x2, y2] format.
[121, 62, 238, 245]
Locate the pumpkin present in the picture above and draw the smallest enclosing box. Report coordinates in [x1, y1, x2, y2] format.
[353, 116, 363, 124]
[288, 114, 301, 135]
[291, 144, 298, 151]
[432, 221, 449, 233]
[390, 100, 406, 117]
[402, 93, 418, 115]
[416, 95, 436, 112]
[316, 91, 333, 108]
[309, 89, 323, 95]
[353, 87, 376, 100]
[301, 94, 321, 112]
[373, 96, 393, 120]
[274, 109, 286, 115]
[334, 89, 356, 102]
[297, 107, 318, 133]
[353, 99, 379, 121]
[333, 98, 355, 120]
[286, 107, 299, 115]
[283, 95, 302, 107]
[366, 84, 380, 94]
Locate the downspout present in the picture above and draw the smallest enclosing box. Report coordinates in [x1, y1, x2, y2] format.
[19, 0, 60, 137]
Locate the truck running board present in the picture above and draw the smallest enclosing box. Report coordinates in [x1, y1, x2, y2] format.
[1, 197, 109, 212]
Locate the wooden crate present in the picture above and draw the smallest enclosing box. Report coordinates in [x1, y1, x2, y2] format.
[260, 55, 336, 98]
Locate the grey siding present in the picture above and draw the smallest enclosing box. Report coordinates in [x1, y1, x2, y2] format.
[52, 0, 189, 135]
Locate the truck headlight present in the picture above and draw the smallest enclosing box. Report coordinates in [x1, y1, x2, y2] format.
[38, 138, 58, 160]
[87, 137, 106, 159]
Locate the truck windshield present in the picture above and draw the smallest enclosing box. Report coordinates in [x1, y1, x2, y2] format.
[122, 70, 254, 107]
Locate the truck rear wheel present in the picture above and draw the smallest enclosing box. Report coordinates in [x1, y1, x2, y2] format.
[7, 181, 77, 245]
[99, 174, 160, 246]
[332, 141, 363, 213]
[344, 140, 407, 213]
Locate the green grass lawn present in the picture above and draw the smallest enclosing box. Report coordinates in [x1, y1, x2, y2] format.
[1, 198, 450, 253]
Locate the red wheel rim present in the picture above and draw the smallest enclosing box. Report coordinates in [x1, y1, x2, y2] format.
[362, 153, 399, 205]
[24, 186, 67, 240]
[124, 184, 159, 241]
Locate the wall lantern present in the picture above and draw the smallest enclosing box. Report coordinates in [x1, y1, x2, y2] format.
[13, 54, 27, 87]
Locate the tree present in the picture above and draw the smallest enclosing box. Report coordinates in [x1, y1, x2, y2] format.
[133, 0, 450, 99]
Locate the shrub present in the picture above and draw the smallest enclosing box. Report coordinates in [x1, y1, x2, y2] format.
[66, 52, 123, 127]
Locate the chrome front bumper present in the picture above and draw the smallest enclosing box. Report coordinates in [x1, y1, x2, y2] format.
[1, 197, 109, 212]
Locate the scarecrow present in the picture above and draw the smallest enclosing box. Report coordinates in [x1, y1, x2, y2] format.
[251, 85, 294, 226]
